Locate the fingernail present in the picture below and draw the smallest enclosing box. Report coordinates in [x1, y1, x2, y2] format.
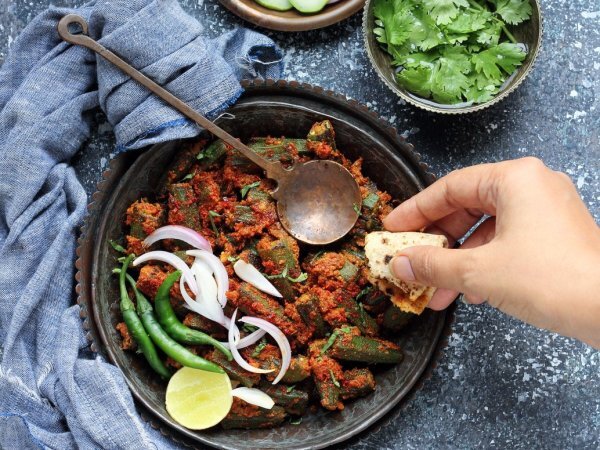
[390, 256, 415, 282]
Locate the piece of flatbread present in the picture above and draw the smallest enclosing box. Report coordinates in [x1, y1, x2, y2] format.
[365, 231, 448, 314]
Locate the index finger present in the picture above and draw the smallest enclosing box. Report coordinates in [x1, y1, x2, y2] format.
[383, 162, 500, 232]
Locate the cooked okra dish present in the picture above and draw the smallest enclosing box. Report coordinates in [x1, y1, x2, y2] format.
[113, 120, 416, 430]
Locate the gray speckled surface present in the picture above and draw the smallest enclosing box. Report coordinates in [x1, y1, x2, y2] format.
[1, 0, 599, 448]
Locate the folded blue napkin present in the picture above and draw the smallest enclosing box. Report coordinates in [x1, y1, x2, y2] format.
[0, 1, 283, 447]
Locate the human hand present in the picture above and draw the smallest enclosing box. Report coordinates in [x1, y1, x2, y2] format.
[383, 157, 600, 349]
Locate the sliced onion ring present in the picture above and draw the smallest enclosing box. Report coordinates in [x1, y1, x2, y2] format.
[180, 275, 225, 325]
[231, 387, 274, 409]
[228, 310, 274, 375]
[133, 251, 198, 295]
[233, 260, 282, 298]
[220, 328, 267, 350]
[239, 316, 291, 385]
[143, 225, 212, 252]
[187, 250, 229, 307]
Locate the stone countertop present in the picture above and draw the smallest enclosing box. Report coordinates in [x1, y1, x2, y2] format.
[1, 0, 598, 448]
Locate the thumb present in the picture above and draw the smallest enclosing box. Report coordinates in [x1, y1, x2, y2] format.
[389, 246, 479, 293]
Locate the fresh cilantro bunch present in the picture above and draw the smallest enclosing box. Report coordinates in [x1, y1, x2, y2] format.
[373, 0, 531, 104]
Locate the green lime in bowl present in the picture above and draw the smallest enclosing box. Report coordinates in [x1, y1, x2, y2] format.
[363, 0, 542, 114]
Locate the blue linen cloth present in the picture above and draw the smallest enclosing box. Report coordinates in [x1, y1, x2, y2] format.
[0, 1, 283, 447]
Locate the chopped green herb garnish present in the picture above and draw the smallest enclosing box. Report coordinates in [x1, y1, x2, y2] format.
[362, 193, 379, 209]
[353, 202, 361, 215]
[287, 272, 308, 283]
[242, 323, 259, 333]
[227, 255, 239, 263]
[251, 338, 268, 357]
[266, 265, 289, 280]
[109, 240, 127, 254]
[356, 286, 373, 302]
[240, 181, 261, 199]
[329, 369, 341, 388]
[320, 330, 340, 354]
[373, 0, 530, 104]
[286, 385, 296, 393]
[181, 173, 193, 181]
[208, 210, 220, 237]
[311, 250, 325, 263]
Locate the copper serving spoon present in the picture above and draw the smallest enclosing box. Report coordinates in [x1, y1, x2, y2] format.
[58, 14, 361, 245]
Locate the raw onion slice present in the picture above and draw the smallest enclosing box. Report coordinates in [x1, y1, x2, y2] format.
[239, 316, 291, 385]
[220, 328, 267, 350]
[192, 258, 218, 305]
[187, 250, 229, 307]
[180, 275, 225, 325]
[133, 251, 198, 295]
[233, 260, 282, 298]
[231, 387, 274, 409]
[228, 310, 274, 375]
[143, 225, 212, 252]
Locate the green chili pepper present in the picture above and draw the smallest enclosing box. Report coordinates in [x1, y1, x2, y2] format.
[129, 272, 225, 374]
[117, 256, 171, 380]
[154, 271, 232, 361]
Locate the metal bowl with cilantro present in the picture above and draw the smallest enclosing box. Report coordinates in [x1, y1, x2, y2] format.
[363, 0, 542, 114]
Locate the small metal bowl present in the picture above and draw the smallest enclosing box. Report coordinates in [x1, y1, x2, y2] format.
[362, 0, 543, 114]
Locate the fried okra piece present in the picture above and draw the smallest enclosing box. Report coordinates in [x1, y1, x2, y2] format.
[165, 141, 204, 186]
[229, 137, 305, 172]
[197, 139, 228, 167]
[382, 305, 415, 333]
[325, 327, 403, 364]
[307, 120, 336, 149]
[221, 399, 287, 430]
[167, 182, 200, 230]
[256, 230, 301, 301]
[135, 265, 187, 316]
[282, 355, 311, 383]
[340, 368, 376, 401]
[309, 342, 344, 411]
[259, 382, 309, 416]
[125, 200, 164, 254]
[338, 293, 380, 337]
[182, 313, 227, 340]
[206, 349, 260, 388]
[296, 293, 329, 338]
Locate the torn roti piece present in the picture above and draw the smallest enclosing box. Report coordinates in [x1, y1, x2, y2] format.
[364, 232, 448, 314]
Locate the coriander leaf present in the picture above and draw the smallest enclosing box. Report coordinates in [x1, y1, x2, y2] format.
[443, 9, 491, 34]
[397, 66, 434, 99]
[475, 19, 502, 46]
[240, 181, 260, 199]
[286, 385, 296, 393]
[362, 193, 379, 209]
[422, 0, 469, 26]
[251, 338, 268, 357]
[431, 46, 473, 104]
[373, 0, 413, 46]
[472, 42, 526, 81]
[490, 0, 532, 25]
[329, 369, 341, 388]
[464, 73, 499, 103]
[320, 330, 340, 354]
[287, 272, 308, 283]
[406, 8, 446, 51]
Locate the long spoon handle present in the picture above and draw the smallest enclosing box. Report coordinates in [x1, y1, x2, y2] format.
[57, 14, 285, 180]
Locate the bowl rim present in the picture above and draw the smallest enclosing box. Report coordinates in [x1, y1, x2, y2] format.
[75, 79, 456, 449]
[362, 0, 544, 114]
[219, 0, 366, 32]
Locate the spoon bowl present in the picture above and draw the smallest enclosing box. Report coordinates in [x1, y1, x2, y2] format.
[274, 159, 362, 245]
